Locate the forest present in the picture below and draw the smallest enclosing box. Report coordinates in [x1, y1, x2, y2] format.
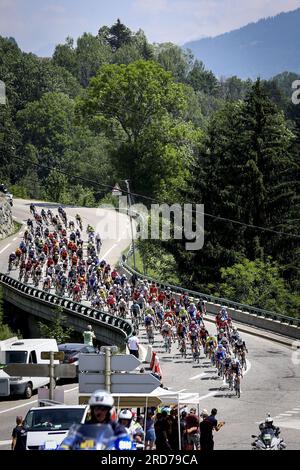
[0, 20, 299, 316]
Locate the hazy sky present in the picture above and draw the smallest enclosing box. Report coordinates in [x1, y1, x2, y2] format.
[1, 0, 300, 56]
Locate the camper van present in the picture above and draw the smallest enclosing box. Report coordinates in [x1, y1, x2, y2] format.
[0, 337, 59, 399]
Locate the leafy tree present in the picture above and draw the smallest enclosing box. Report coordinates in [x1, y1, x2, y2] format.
[45, 169, 68, 202]
[38, 307, 73, 344]
[186, 60, 219, 95]
[155, 43, 193, 83]
[78, 60, 201, 198]
[219, 76, 252, 101]
[76, 33, 111, 87]
[17, 92, 75, 174]
[172, 79, 298, 289]
[52, 37, 78, 77]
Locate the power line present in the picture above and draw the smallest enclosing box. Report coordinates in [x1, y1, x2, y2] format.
[9, 154, 300, 239]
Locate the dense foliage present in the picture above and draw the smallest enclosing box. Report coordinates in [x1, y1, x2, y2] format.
[0, 19, 299, 315]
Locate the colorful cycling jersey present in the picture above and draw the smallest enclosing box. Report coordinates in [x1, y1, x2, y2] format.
[206, 336, 217, 345]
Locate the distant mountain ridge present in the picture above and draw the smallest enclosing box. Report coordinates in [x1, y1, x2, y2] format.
[184, 8, 300, 79]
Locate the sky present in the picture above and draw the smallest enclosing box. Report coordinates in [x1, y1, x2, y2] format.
[1, 0, 300, 56]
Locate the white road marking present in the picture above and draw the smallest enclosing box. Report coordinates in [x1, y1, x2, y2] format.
[65, 386, 78, 393]
[189, 373, 207, 381]
[0, 243, 11, 255]
[277, 420, 300, 431]
[197, 358, 252, 401]
[0, 386, 78, 415]
[284, 411, 299, 414]
[13, 237, 17, 241]
[102, 243, 118, 258]
[177, 389, 187, 393]
[198, 391, 216, 401]
[0, 400, 38, 414]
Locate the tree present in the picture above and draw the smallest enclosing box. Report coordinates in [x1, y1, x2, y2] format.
[98, 19, 132, 51]
[52, 37, 78, 77]
[17, 92, 75, 175]
[78, 60, 201, 198]
[171, 79, 298, 289]
[155, 43, 193, 83]
[45, 170, 68, 202]
[186, 60, 219, 95]
[76, 33, 111, 87]
[38, 307, 73, 344]
[79, 60, 187, 146]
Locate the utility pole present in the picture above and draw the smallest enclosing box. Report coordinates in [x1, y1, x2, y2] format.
[124, 179, 136, 270]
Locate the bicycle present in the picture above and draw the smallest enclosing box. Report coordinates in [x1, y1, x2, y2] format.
[234, 374, 241, 398]
[164, 335, 171, 354]
[179, 338, 187, 358]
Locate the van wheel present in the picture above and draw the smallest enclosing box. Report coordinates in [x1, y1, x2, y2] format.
[24, 384, 33, 399]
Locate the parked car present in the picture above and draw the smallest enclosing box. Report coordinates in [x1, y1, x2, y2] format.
[24, 405, 89, 450]
[58, 343, 98, 366]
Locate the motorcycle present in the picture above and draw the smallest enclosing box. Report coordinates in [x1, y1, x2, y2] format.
[53, 423, 136, 450]
[251, 429, 287, 450]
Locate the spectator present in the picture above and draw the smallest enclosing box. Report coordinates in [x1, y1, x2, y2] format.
[200, 408, 225, 451]
[127, 331, 139, 358]
[185, 407, 200, 450]
[145, 411, 156, 450]
[154, 411, 172, 452]
[11, 416, 27, 451]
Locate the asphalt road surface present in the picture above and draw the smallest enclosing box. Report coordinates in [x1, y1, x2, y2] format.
[0, 199, 300, 450]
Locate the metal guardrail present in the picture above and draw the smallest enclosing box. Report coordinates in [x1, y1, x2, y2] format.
[121, 249, 300, 329]
[0, 273, 133, 339]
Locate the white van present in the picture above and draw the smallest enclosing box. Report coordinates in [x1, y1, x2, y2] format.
[0, 337, 59, 399]
[24, 405, 89, 450]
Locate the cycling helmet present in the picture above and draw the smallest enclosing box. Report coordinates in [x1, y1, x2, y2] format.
[237, 338, 243, 345]
[118, 409, 133, 420]
[218, 343, 223, 348]
[89, 390, 114, 408]
[232, 326, 237, 331]
[87, 325, 92, 331]
[219, 329, 224, 333]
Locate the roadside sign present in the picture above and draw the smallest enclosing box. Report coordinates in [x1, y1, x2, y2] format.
[41, 351, 65, 361]
[112, 183, 122, 197]
[4, 363, 76, 378]
[79, 372, 160, 394]
[79, 354, 141, 373]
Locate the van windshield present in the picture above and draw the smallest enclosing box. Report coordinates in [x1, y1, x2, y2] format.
[24, 408, 86, 431]
[5, 351, 28, 363]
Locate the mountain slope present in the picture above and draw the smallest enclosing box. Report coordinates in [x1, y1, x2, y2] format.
[184, 8, 300, 79]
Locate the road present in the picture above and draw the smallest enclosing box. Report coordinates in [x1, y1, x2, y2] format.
[1, 199, 300, 450]
[138, 322, 300, 450]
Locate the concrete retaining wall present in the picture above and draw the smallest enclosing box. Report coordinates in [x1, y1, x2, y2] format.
[205, 301, 300, 340]
[3, 285, 127, 350]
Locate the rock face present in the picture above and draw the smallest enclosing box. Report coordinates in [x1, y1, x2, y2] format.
[0, 196, 14, 240]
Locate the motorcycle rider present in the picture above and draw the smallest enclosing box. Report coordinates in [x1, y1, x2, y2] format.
[259, 414, 281, 437]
